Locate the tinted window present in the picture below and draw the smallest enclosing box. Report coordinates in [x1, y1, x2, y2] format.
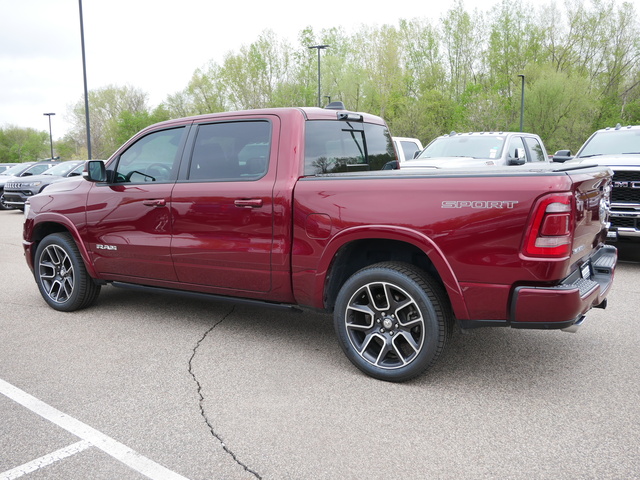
[188, 121, 271, 181]
[304, 121, 394, 174]
[399, 140, 420, 161]
[523, 137, 546, 162]
[115, 127, 185, 183]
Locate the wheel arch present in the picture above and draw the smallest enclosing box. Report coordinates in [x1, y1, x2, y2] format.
[29, 217, 98, 279]
[319, 226, 468, 319]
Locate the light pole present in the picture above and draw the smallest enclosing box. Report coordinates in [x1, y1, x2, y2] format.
[43, 113, 55, 160]
[79, 0, 92, 159]
[309, 45, 329, 107]
[518, 74, 525, 132]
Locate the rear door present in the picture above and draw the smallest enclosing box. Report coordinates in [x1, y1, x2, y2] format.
[170, 116, 278, 293]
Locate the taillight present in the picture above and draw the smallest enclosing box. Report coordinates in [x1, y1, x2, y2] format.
[523, 193, 574, 257]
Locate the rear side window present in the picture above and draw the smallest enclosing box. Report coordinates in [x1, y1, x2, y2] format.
[188, 121, 271, 181]
[524, 137, 546, 162]
[399, 140, 421, 161]
[304, 121, 394, 175]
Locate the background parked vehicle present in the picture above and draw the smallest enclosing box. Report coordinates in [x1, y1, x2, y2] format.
[554, 124, 640, 243]
[0, 163, 18, 174]
[400, 131, 550, 169]
[1, 162, 36, 210]
[382, 137, 425, 169]
[0, 161, 59, 210]
[2, 160, 85, 211]
[393, 137, 424, 161]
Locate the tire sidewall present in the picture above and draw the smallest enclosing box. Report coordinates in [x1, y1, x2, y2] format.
[334, 264, 445, 382]
[34, 233, 87, 312]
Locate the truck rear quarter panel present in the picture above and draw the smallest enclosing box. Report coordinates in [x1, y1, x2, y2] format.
[291, 171, 586, 320]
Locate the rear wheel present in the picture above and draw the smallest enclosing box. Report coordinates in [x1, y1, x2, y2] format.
[334, 262, 453, 382]
[34, 233, 101, 311]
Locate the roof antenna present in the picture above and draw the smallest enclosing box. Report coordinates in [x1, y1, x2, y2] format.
[325, 101, 346, 110]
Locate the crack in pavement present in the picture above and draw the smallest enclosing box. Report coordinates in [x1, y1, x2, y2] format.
[188, 305, 262, 479]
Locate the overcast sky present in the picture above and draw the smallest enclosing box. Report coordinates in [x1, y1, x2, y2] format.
[1, 0, 501, 138]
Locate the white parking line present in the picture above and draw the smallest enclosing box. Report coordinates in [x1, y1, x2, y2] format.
[0, 378, 190, 480]
[1, 440, 91, 480]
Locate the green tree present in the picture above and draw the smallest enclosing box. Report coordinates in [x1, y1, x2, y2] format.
[0, 126, 49, 162]
[68, 84, 149, 159]
[440, 0, 483, 101]
[115, 106, 171, 146]
[523, 65, 595, 153]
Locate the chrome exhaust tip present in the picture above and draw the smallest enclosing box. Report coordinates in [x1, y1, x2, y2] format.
[562, 316, 586, 333]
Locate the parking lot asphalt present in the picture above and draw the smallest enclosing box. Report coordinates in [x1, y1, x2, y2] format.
[1, 208, 639, 479]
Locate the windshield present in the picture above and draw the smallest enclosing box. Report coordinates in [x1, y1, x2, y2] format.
[1, 163, 32, 176]
[416, 135, 506, 160]
[578, 129, 640, 157]
[43, 161, 82, 176]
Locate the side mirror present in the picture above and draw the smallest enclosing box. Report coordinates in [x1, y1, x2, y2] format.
[83, 160, 106, 182]
[552, 149, 573, 163]
[508, 148, 526, 165]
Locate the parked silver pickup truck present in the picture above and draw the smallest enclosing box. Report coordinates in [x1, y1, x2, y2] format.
[401, 131, 550, 169]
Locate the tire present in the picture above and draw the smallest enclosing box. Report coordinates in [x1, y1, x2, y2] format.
[0, 195, 13, 210]
[34, 232, 101, 312]
[334, 261, 453, 382]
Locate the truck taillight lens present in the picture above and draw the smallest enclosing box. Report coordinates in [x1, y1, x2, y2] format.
[523, 194, 574, 257]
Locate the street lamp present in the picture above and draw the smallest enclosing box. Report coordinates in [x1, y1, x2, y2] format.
[518, 74, 525, 132]
[43, 113, 55, 160]
[309, 45, 329, 108]
[78, 0, 92, 159]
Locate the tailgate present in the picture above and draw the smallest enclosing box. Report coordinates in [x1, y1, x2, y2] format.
[567, 166, 613, 265]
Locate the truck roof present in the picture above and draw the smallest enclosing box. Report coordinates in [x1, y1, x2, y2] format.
[141, 107, 387, 132]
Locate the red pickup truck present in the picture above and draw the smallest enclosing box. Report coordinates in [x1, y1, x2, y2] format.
[23, 105, 617, 382]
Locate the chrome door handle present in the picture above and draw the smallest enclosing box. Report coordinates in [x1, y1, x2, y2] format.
[234, 198, 263, 208]
[143, 199, 166, 207]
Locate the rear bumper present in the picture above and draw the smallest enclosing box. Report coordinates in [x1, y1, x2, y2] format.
[458, 245, 617, 331]
[509, 245, 617, 329]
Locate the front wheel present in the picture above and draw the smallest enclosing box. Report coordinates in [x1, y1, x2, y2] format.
[34, 232, 101, 312]
[0, 195, 13, 210]
[334, 262, 453, 382]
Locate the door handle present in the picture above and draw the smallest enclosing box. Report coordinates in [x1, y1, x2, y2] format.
[234, 198, 263, 208]
[143, 199, 166, 207]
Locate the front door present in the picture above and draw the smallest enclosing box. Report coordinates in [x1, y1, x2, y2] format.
[85, 126, 187, 281]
